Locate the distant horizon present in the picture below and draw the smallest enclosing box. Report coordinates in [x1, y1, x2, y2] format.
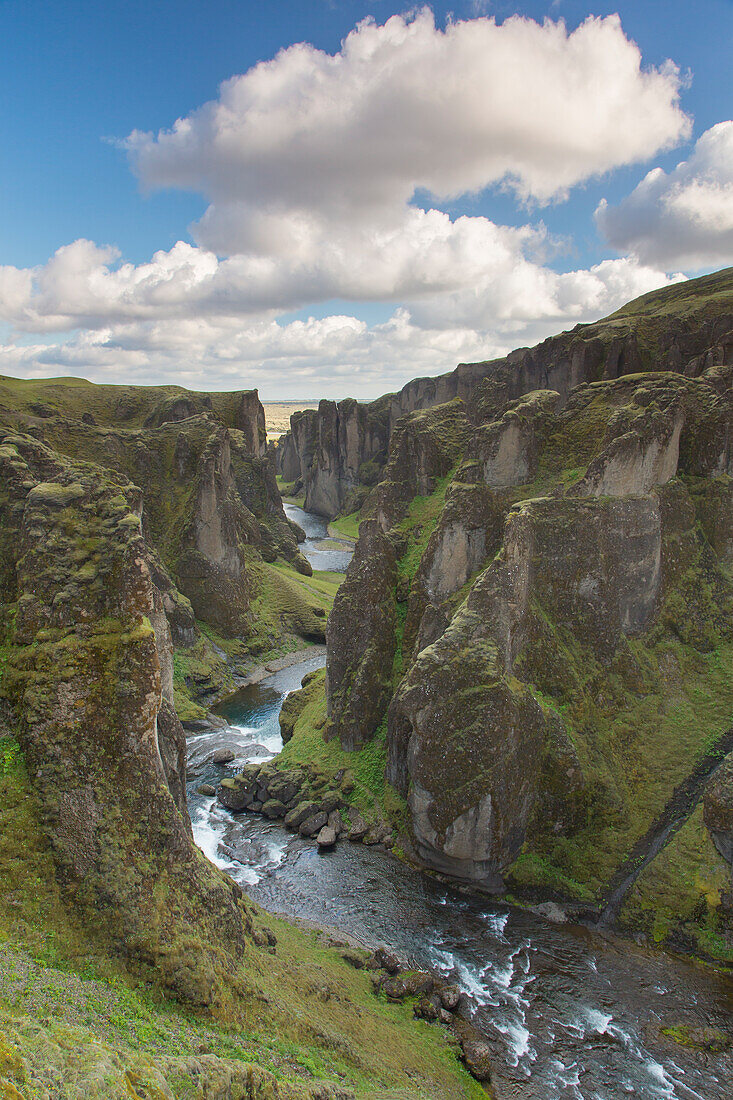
[1, 1, 731, 398]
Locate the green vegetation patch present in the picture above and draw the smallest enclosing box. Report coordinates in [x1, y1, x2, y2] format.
[277, 672, 407, 830]
[619, 804, 733, 965]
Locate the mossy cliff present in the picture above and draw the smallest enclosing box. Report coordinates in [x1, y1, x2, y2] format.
[0, 382, 480, 1098]
[281, 269, 733, 966]
[276, 266, 733, 520]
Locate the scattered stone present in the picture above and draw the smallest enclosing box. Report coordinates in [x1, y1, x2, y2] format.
[532, 900, 567, 924]
[373, 946, 401, 974]
[347, 811, 368, 842]
[316, 825, 337, 849]
[439, 1008, 453, 1025]
[211, 747, 236, 765]
[284, 800, 320, 830]
[414, 994, 441, 1021]
[261, 798, 287, 819]
[268, 771, 303, 805]
[461, 1038, 493, 1082]
[362, 826, 384, 845]
[299, 811, 328, 837]
[319, 790, 342, 814]
[380, 971, 434, 1001]
[339, 947, 368, 969]
[262, 927, 277, 947]
[250, 800, 262, 813]
[217, 779, 252, 812]
[328, 808, 344, 836]
[440, 984, 461, 1012]
[197, 783, 216, 797]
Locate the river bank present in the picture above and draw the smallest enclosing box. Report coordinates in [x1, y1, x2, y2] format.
[189, 652, 733, 1100]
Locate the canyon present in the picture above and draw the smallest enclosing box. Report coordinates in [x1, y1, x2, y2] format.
[1, 266, 732, 1098]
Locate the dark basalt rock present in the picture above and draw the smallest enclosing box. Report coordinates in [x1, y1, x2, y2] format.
[299, 812, 328, 837]
[461, 1038, 494, 1083]
[316, 825, 337, 849]
[284, 800, 320, 830]
[326, 520, 398, 750]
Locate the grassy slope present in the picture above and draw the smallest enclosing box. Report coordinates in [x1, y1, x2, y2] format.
[172, 562, 344, 721]
[0, 732, 483, 1099]
[328, 514, 361, 541]
[0, 375, 259, 429]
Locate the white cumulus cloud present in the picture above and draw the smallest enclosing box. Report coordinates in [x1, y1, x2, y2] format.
[0, 243, 679, 398]
[596, 122, 733, 269]
[0, 9, 695, 396]
[127, 7, 689, 262]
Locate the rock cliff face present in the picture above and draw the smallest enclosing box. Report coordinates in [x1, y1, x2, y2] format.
[317, 268, 733, 962]
[278, 397, 391, 516]
[0, 431, 252, 1003]
[278, 267, 733, 519]
[0, 377, 509, 1097]
[0, 378, 323, 1000]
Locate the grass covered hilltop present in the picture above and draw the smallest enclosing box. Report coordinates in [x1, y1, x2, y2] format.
[0, 377, 485, 1098]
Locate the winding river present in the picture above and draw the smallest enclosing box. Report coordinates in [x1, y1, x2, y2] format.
[187, 504, 733, 1100]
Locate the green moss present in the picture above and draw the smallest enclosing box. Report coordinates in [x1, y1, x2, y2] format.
[278, 673, 407, 829]
[328, 513, 361, 541]
[507, 853, 596, 902]
[396, 473, 454, 584]
[619, 804, 733, 963]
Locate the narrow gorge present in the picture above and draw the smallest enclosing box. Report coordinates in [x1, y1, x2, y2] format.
[1, 268, 733, 1099]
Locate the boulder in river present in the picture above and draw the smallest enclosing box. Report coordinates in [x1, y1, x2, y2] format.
[284, 800, 320, 830]
[316, 825, 337, 849]
[440, 985, 461, 1012]
[217, 778, 252, 812]
[261, 798, 287, 819]
[211, 747, 236, 765]
[299, 811, 328, 837]
[461, 1038, 493, 1083]
[197, 783, 216, 797]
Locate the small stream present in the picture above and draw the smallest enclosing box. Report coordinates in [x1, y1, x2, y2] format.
[284, 501, 353, 573]
[187, 504, 733, 1100]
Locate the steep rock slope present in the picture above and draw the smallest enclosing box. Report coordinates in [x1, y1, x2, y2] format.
[277, 267, 733, 519]
[291, 269, 733, 964]
[0, 380, 482, 1098]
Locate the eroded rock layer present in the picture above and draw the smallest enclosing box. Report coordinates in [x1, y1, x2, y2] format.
[277, 268, 733, 519]
[317, 268, 733, 964]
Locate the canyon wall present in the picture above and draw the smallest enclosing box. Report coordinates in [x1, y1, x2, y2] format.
[278, 268, 733, 519]
[314, 268, 733, 963]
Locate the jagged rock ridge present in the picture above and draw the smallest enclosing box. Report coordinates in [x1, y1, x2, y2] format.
[316, 268, 733, 963]
[277, 267, 733, 519]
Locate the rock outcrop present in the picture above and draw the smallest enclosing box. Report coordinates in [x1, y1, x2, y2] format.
[326, 521, 398, 750]
[278, 397, 390, 517]
[277, 267, 733, 519]
[315, 267, 733, 961]
[0, 432, 252, 1003]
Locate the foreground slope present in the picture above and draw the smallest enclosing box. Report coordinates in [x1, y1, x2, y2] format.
[0, 379, 481, 1098]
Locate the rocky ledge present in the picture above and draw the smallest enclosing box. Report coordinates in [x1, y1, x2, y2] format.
[217, 761, 396, 851]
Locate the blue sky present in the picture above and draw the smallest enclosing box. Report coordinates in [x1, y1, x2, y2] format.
[1, 1, 731, 397]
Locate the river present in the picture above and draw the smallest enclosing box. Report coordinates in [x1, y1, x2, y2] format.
[186, 503, 733, 1100]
